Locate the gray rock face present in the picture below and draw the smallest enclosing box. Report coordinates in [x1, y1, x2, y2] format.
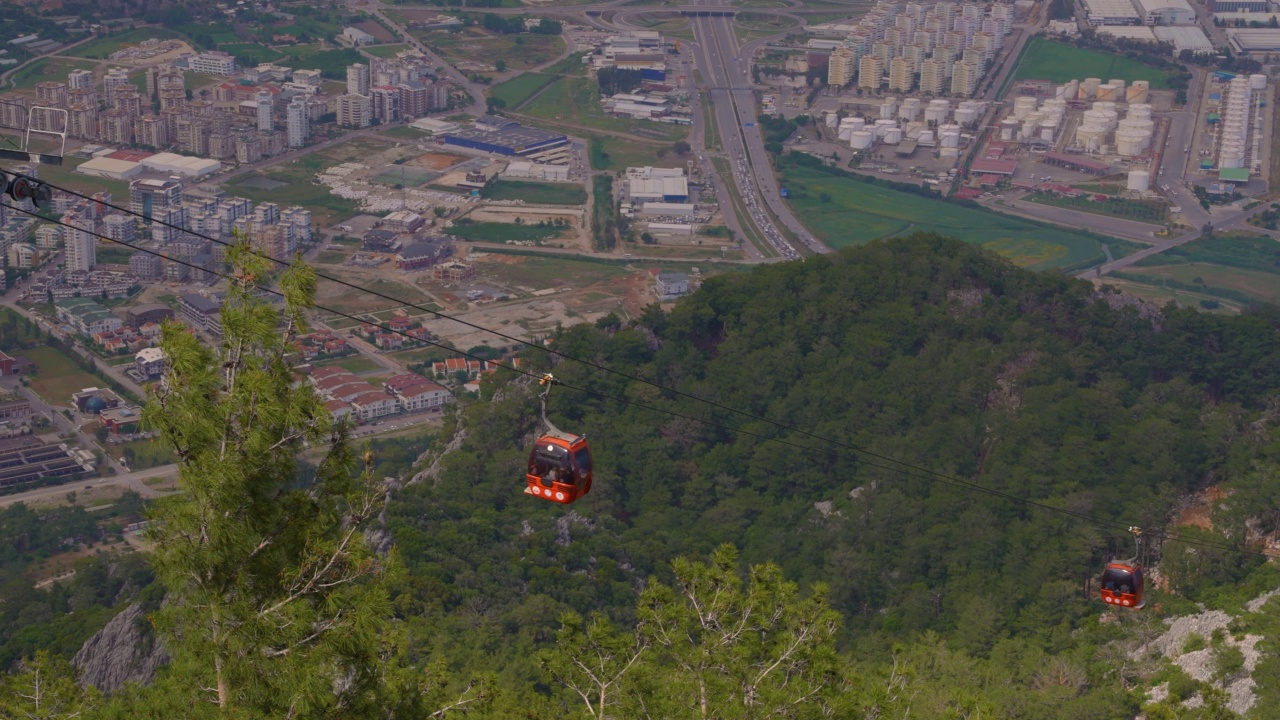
[73, 603, 169, 693]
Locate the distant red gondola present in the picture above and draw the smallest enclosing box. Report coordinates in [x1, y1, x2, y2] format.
[524, 374, 592, 505]
[1100, 527, 1146, 610]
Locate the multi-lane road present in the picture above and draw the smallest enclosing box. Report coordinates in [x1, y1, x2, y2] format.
[687, 3, 827, 258]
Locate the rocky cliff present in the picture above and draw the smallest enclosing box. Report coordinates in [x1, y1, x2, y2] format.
[72, 602, 169, 693]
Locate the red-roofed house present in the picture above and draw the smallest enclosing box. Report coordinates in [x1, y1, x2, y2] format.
[309, 366, 353, 383]
[390, 381, 452, 412]
[350, 391, 399, 420]
[326, 399, 354, 424]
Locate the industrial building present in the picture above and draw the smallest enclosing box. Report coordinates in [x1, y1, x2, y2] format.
[140, 152, 221, 178]
[1082, 0, 1141, 24]
[1135, 0, 1197, 24]
[1210, 0, 1271, 10]
[1227, 28, 1280, 52]
[443, 119, 568, 157]
[1153, 26, 1214, 54]
[76, 156, 143, 180]
[626, 167, 689, 203]
[502, 161, 570, 182]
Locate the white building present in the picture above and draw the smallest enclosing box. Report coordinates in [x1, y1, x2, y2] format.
[256, 91, 273, 132]
[626, 166, 689, 203]
[503, 160, 570, 182]
[1136, 0, 1196, 24]
[1081, 0, 1142, 24]
[336, 93, 372, 128]
[346, 63, 370, 96]
[350, 391, 398, 420]
[343, 27, 376, 46]
[656, 272, 689, 300]
[188, 52, 237, 76]
[134, 347, 166, 378]
[63, 214, 95, 272]
[286, 97, 309, 148]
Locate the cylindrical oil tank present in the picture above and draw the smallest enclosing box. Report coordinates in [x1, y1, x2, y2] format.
[939, 146, 960, 160]
[1118, 118, 1154, 135]
[1127, 103, 1152, 120]
[1055, 84, 1067, 100]
[1075, 124, 1106, 151]
[883, 127, 903, 143]
[1039, 121, 1056, 143]
[940, 130, 961, 148]
[1109, 79, 1126, 93]
[1127, 169, 1150, 192]
[1013, 96, 1037, 119]
[1000, 118, 1018, 140]
[954, 105, 979, 125]
[1251, 73, 1268, 90]
[918, 129, 936, 145]
[1115, 131, 1146, 157]
[1082, 110, 1110, 127]
[1066, 79, 1080, 99]
[1083, 77, 1102, 98]
[899, 102, 921, 122]
[1127, 80, 1150, 104]
[825, 112, 839, 128]
[880, 99, 898, 119]
[1097, 84, 1118, 101]
[849, 130, 874, 149]
[838, 127, 854, 141]
[1095, 100, 1117, 113]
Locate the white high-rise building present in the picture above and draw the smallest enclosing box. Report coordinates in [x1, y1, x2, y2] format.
[346, 63, 370, 97]
[256, 91, 273, 132]
[336, 94, 372, 128]
[103, 68, 131, 105]
[64, 214, 96, 272]
[286, 97, 309, 148]
[67, 69, 94, 90]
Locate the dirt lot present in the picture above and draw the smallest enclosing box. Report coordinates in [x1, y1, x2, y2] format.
[407, 152, 466, 170]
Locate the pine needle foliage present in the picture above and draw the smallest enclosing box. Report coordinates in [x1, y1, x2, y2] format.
[142, 239, 401, 717]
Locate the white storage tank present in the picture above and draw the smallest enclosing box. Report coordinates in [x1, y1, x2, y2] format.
[1115, 131, 1147, 157]
[954, 105, 979, 125]
[1110, 79, 1126, 93]
[1075, 124, 1106, 151]
[1250, 73, 1268, 90]
[1000, 118, 1019, 140]
[899, 98, 921, 121]
[880, 98, 898, 119]
[939, 146, 960, 160]
[1094, 101, 1117, 113]
[1097, 83, 1118, 101]
[1127, 81, 1150, 104]
[1039, 119, 1057, 142]
[883, 126, 903, 144]
[838, 127, 854, 142]
[1066, 79, 1080, 100]
[918, 129, 936, 145]
[1055, 84, 1067, 100]
[1127, 169, 1150, 192]
[1127, 104, 1152, 120]
[1082, 110, 1110, 128]
[940, 130, 961, 148]
[1083, 77, 1102, 98]
[925, 99, 951, 124]
[825, 112, 839, 128]
[1013, 96, 1038, 119]
[849, 130, 874, 150]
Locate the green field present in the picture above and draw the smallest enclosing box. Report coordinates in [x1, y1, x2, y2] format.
[363, 44, 411, 59]
[1114, 232, 1280, 306]
[779, 162, 1106, 270]
[119, 438, 176, 470]
[96, 246, 136, 265]
[317, 355, 384, 374]
[25, 346, 100, 406]
[1011, 37, 1173, 89]
[33, 156, 132, 200]
[380, 126, 431, 140]
[222, 42, 285, 66]
[488, 72, 557, 110]
[9, 57, 99, 90]
[448, 221, 565, 243]
[541, 51, 590, 77]
[421, 31, 564, 72]
[1026, 192, 1169, 224]
[316, 251, 348, 264]
[67, 27, 190, 59]
[276, 45, 365, 79]
[481, 179, 586, 205]
[521, 76, 687, 141]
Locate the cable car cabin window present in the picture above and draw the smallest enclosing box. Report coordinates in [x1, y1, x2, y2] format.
[532, 445, 574, 485]
[1102, 567, 1136, 594]
[574, 447, 591, 474]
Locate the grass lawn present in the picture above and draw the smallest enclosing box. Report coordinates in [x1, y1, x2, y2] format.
[24, 347, 100, 406]
[67, 27, 190, 58]
[1012, 37, 1173, 89]
[96, 245, 136, 265]
[364, 44, 411, 59]
[542, 52, 590, 77]
[1114, 262, 1280, 305]
[222, 42, 285, 66]
[317, 251, 348, 264]
[276, 46, 365, 79]
[421, 31, 564, 72]
[119, 439, 176, 470]
[448, 221, 565, 243]
[586, 134, 687, 172]
[522, 75, 687, 141]
[481, 179, 586, 205]
[9, 58, 100, 90]
[779, 162, 1105, 270]
[488, 72, 558, 110]
[317, 355, 384, 374]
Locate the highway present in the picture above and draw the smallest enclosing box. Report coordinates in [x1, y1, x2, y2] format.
[688, 3, 827, 258]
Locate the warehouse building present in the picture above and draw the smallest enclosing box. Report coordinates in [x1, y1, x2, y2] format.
[1082, 0, 1141, 24]
[1227, 28, 1280, 52]
[626, 166, 689, 203]
[443, 119, 568, 157]
[1135, 0, 1197, 24]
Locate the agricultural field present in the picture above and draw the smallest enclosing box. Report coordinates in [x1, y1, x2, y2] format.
[778, 162, 1107, 270]
[448, 221, 567, 243]
[1026, 192, 1169, 224]
[67, 27, 190, 59]
[419, 31, 564, 72]
[1109, 232, 1280, 307]
[24, 347, 100, 406]
[9, 58, 99, 90]
[364, 44, 411, 59]
[1011, 37, 1173, 88]
[481, 180, 586, 205]
[488, 72, 558, 110]
[521, 76, 687, 141]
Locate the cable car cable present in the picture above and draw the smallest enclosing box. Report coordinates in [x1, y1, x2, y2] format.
[12, 204, 1274, 560]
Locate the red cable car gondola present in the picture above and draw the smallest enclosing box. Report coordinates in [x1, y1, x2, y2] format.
[1100, 528, 1146, 610]
[524, 374, 592, 505]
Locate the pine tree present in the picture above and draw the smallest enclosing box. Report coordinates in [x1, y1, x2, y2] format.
[138, 240, 421, 717]
[0, 651, 100, 719]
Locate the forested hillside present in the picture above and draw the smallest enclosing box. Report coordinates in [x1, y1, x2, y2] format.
[388, 234, 1280, 716]
[2, 235, 1280, 718]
